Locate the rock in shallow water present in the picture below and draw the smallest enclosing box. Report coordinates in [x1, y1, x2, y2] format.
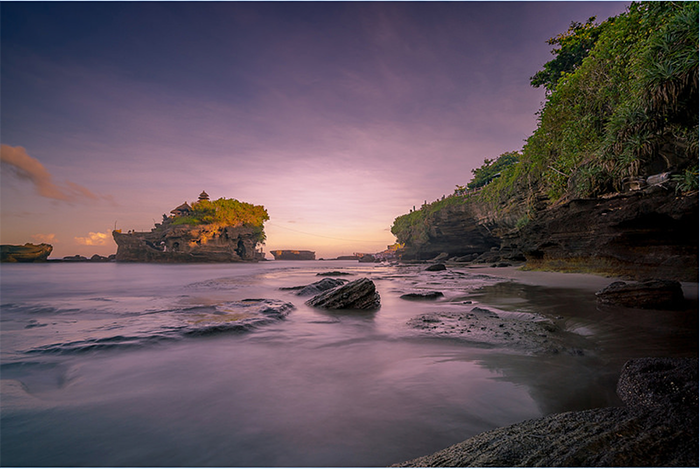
[400, 291, 444, 301]
[595, 279, 685, 309]
[394, 357, 698, 467]
[280, 278, 348, 296]
[407, 306, 584, 355]
[305, 277, 380, 310]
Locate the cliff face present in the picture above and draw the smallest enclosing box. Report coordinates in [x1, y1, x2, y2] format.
[0, 243, 53, 262]
[393, 189, 698, 281]
[394, 202, 501, 260]
[517, 190, 698, 281]
[113, 224, 263, 262]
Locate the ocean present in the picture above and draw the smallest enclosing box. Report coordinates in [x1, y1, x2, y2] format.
[1, 261, 696, 466]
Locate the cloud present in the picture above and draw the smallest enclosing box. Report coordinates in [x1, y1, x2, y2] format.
[31, 233, 58, 244]
[74, 232, 110, 246]
[0, 144, 106, 202]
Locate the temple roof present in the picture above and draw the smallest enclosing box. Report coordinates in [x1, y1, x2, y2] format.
[198, 191, 210, 201]
[170, 202, 192, 214]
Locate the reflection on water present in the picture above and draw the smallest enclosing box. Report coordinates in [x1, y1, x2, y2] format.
[0, 262, 697, 466]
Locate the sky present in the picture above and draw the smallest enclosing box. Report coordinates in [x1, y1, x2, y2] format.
[1, 1, 630, 259]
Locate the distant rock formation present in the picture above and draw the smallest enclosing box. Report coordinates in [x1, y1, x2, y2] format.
[112, 194, 266, 263]
[113, 224, 263, 262]
[270, 250, 315, 260]
[0, 243, 52, 262]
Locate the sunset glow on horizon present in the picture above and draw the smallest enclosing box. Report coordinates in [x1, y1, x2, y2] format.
[1, 2, 630, 259]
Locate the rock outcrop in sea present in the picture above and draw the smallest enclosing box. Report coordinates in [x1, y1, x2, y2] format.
[270, 250, 316, 260]
[112, 193, 267, 263]
[0, 243, 53, 262]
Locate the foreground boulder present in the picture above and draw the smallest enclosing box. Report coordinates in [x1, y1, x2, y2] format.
[305, 277, 380, 310]
[0, 243, 52, 262]
[425, 263, 447, 272]
[595, 279, 685, 309]
[280, 278, 348, 296]
[394, 357, 698, 467]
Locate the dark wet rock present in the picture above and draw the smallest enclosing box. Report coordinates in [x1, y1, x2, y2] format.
[407, 307, 585, 355]
[0, 243, 53, 262]
[595, 279, 685, 309]
[490, 262, 512, 268]
[617, 357, 698, 410]
[400, 291, 444, 301]
[305, 277, 380, 310]
[282, 278, 348, 296]
[316, 271, 354, 276]
[425, 263, 447, 272]
[394, 357, 698, 467]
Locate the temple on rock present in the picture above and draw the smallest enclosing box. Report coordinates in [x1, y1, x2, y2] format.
[112, 192, 267, 263]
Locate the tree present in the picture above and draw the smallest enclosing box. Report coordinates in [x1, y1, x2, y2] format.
[530, 17, 603, 92]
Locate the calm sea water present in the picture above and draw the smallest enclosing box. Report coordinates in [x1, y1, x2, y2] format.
[1, 261, 697, 466]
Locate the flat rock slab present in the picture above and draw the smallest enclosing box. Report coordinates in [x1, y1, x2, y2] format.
[595, 279, 685, 309]
[316, 271, 355, 276]
[425, 263, 447, 271]
[394, 357, 698, 467]
[407, 307, 586, 355]
[306, 277, 380, 310]
[400, 291, 444, 301]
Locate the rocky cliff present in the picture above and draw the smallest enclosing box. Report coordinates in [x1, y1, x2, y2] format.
[113, 224, 264, 263]
[393, 187, 698, 281]
[517, 189, 698, 281]
[0, 243, 53, 262]
[392, 201, 502, 261]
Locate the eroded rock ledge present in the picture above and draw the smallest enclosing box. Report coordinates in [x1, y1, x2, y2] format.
[393, 357, 698, 467]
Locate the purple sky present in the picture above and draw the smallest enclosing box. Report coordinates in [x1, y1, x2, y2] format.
[1, 1, 629, 259]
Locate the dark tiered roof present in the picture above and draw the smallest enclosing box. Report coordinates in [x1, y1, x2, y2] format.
[170, 202, 192, 214]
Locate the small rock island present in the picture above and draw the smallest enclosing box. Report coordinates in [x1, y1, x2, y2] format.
[0, 243, 53, 262]
[270, 250, 316, 260]
[112, 191, 269, 262]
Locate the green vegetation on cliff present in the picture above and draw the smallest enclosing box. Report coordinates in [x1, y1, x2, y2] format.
[392, 1, 698, 243]
[172, 197, 269, 242]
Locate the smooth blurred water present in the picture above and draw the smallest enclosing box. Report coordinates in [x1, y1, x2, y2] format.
[1, 261, 696, 466]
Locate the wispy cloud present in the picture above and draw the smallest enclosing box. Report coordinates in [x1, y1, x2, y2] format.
[74, 232, 110, 246]
[31, 233, 58, 244]
[0, 144, 110, 203]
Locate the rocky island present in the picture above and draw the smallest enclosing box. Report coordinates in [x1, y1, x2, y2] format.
[0, 243, 53, 262]
[270, 250, 316, 260]
[112, 191, 269, 262]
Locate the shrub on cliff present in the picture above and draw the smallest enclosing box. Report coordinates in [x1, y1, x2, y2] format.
[483, 1, 698, 204]
[172, 197, 269, 242]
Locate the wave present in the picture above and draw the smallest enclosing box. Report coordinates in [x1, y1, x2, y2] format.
[20, 299, 295, 356]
